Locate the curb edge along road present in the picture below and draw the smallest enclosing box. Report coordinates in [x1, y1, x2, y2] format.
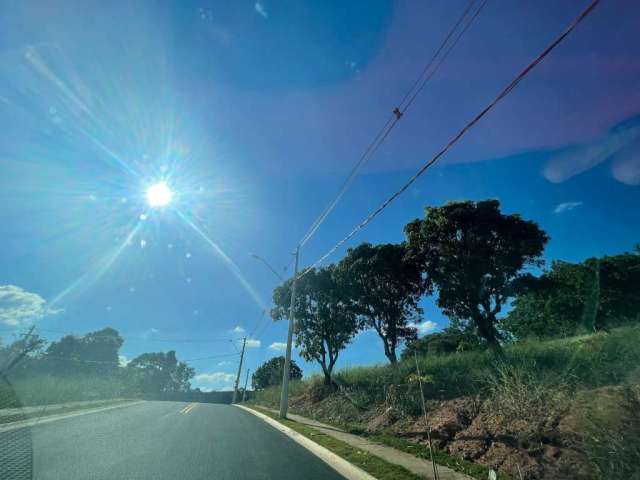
[0, 400, 145, 433]
[236, 405, 377, 480]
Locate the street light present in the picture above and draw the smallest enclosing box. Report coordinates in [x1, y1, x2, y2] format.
[249, 249, 299, 419]
[249, 253, 284, 281]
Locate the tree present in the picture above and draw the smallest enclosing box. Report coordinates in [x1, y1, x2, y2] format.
[127, 350, 194, 395]
[44, 327, 124, 375]
[252, 356, 302, 390]
[504, 250, 640, 339]
[272, 266, 358, 386]
[405, 200, 549, 352]
[401, 320, 485, 360]
[338, 243, 422, 363]
[0, 327, 46, 376]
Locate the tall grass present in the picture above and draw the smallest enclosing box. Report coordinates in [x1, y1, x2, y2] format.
[252, 379, 309, 408]
[1, 375, 129, 408]
[254, 326, 640, 417]
[579, 385, 640, 479]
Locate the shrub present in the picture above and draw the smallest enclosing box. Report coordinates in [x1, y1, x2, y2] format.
[579, 385, 640, 479]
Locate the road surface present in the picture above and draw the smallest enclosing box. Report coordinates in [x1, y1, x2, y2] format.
[1, 401, 346, 480]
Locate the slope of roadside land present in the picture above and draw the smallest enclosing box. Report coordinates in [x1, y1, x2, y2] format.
[251, 327, 640, 479]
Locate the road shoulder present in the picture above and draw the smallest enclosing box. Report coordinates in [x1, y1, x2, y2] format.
[238, 404, 425, 480]
[0, 399, 144, 432]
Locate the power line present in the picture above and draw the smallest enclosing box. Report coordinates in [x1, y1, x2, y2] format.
[302, 0, 601, 275]
[400, 0, 488, 113]
[1, 326, 233, 344]
[298, 0, 487, 248]
[248, 309, 268, 338]
[28, 351, 241, 365]
[182, 352, 241, 362]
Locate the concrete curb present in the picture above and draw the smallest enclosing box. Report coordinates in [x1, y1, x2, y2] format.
[0, 400, 145, 433]
[236, 405, 377, 480]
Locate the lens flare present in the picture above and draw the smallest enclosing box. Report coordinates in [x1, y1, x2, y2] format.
[146, 182, 172, 207]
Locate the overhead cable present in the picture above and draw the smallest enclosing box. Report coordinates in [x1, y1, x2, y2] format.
[302, 0, 601, 275]
[298, 0, 487, 248]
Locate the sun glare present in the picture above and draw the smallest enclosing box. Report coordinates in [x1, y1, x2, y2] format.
[146, 182, 173, 208]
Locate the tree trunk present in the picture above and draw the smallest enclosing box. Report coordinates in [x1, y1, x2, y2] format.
[320, 361, 334, 387]
[380, 337, 397, 364]
[386, 348, 398, 364]
[473, 311, 503, 356]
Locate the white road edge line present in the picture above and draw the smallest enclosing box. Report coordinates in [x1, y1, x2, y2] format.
[0, 400, 145, 433]
[236, 405, 377, 480]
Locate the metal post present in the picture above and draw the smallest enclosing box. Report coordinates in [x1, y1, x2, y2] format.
[414, 350, 440, 480]
[242, 368, 251, 403]
[279, 245, 300, 419]
[232, 337, 247, 404]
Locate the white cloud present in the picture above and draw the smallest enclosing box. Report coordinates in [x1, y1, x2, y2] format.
[233, 325, 245, 334]
[195, 372, 236, 384]
[553, 201, 583, 214]
[217, 361, 232, 367]
[118, 355, 129, 367]
[246, 338, 261, 348]
[193, 372, 237, 392]
[0, 285, 59, 326]
[254, 1, 268, 18]
[268, 342, 287, 351]
[408, 320, 438, 335]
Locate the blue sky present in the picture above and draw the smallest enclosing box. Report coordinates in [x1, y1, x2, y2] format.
[0, 0, 639, 391]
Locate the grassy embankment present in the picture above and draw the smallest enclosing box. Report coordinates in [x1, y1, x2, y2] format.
[251, 326, 640, 479]
[1, 375, 129, 408]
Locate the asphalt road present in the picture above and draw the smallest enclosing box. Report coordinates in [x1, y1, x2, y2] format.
[1, 401, 346, 480]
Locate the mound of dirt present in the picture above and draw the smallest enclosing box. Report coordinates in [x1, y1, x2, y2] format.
[285, 385, 626, 479]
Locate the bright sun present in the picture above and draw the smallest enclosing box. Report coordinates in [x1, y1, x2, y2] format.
[146, 182, 173, 208]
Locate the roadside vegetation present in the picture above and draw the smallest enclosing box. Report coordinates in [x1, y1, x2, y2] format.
[252, 327, 640, 479]
[254, 199, 640, 479]
[0, 327, 196, 408]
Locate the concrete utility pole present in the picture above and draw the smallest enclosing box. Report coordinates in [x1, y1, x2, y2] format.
[242, 368, 251, 403]
[232, 337, 247, 404]
[279, 246, 300, 419]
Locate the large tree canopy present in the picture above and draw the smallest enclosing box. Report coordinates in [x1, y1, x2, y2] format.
[127, 350, 195, 395]
[272, 266, 358, 385]
[44, 327, 124, 375]
[338, 242, 422, 363]
[503, 250, 640, 339]
[252, 356, 303, 390]
[405, 200, 548, 351]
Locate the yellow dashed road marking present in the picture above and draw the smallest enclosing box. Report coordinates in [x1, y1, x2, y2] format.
[179, 403, 198, 414]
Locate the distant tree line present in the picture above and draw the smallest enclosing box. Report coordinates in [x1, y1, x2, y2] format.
[270, 199, 640, 385]
[0, 327, 195, 397]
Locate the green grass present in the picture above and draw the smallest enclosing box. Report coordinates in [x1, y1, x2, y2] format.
[256, 326, 640, 417]
[252, 327, 640, 479]
[251, 379, 308, 408]
[365, 432, 511, 480]
[249, 406, 423, 480]
[1, 374, 130, 408]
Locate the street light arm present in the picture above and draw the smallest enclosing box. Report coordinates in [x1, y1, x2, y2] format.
[250, 253, 284, 281]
